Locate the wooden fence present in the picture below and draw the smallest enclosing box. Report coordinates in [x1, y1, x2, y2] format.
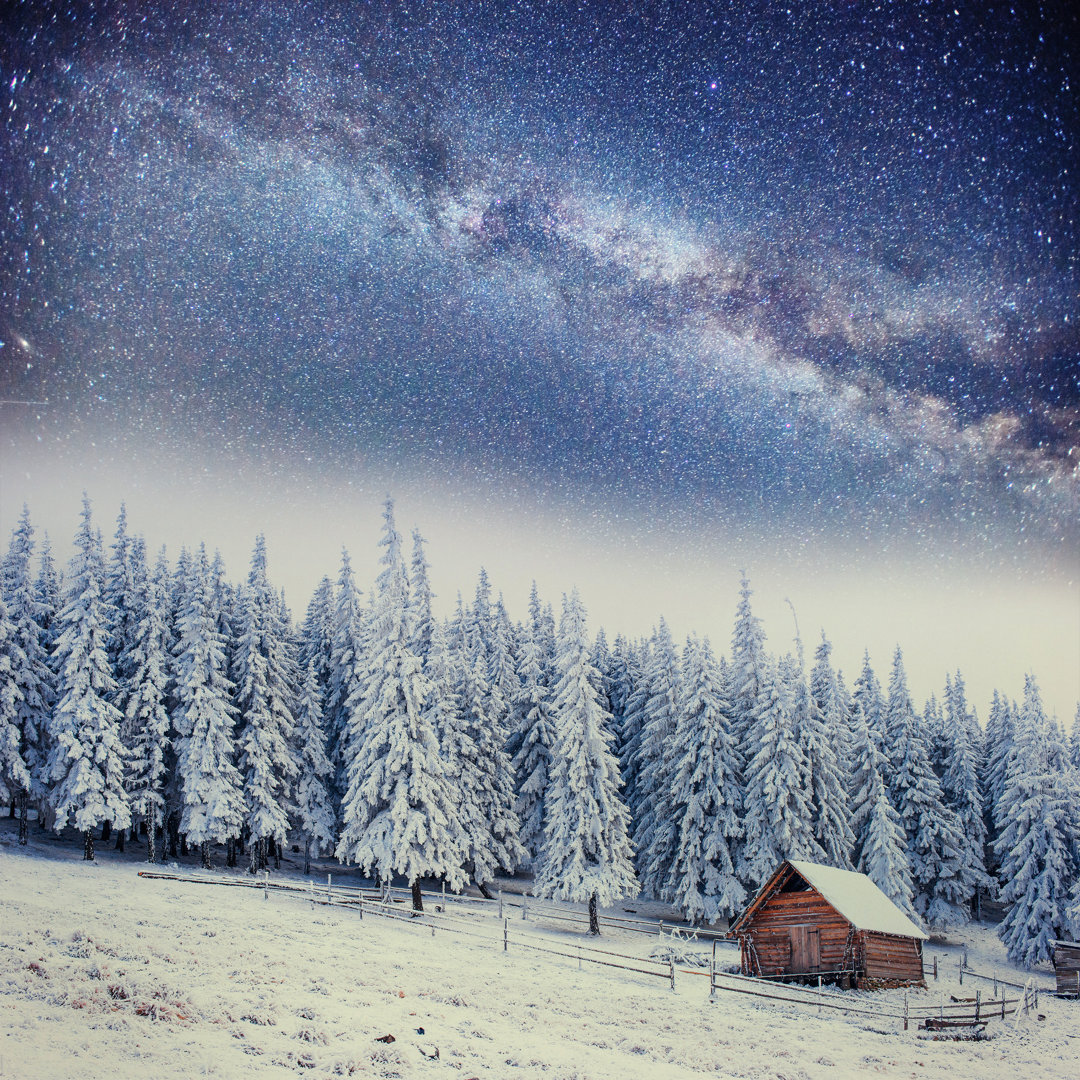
[137, 871, 1043, 1033]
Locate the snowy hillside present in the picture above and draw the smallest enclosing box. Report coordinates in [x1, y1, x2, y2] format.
[2, 825, 1075, 1080]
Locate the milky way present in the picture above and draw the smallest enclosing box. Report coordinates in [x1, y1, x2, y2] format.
[2, 0, 1077, 555]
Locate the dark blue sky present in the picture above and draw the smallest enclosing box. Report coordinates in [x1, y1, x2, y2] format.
[1, 0, 1077, 715]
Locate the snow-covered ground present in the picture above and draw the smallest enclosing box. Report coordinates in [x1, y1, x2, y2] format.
[1, 820, 1075, 1080]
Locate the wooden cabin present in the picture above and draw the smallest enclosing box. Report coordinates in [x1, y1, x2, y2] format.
[1051, 941, 1080, 998]
[730, 860, 928, 989]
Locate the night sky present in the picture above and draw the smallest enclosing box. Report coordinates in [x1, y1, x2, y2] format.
[2, 1, 1077, 718]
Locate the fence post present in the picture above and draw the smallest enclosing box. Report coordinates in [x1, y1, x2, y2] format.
[577, 947, 581, 970]
[975, 989, 980, 1023]
[659, 920, 664, 938]
[309, 879, 314, 907]
[710, 940, 716, 1001]
[670, 958, 675, 992]
[959, 958, 963, 986]
[503, 918, 508, 952]
[499, 891, 504, 920]
[993, 971, 997, 997]
[522, 894, 528, 920]
[327, 873, 332, 905]
[933, 956, 937, 981]
[903, 993, 909, 1032]
[358, 895, 363, 920]
[441, 881, 445, 908]
[263, 870, 269, 902]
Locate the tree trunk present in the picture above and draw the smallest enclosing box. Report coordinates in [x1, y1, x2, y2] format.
[248, 837, 259, 875]
[83, 830, 95, 862]
[101, 820, 112, 843]
[200, 841, 211, 870]
[226, 837, 237, 868]
[411, 880, 424, 912]
[477, 880, 493, 900]
[8, 796, 14, 817]
[588, 892, 600, 936]
[17, 792, 28, 845]
[147, 820, 156, 864]
[115, 825, 125, 852]
[303, 837, 311, 877]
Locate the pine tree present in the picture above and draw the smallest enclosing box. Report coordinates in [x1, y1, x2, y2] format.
[884, 647, 965, 929]
[730, 572, 767, 759]
[449, 596, 525, 892]
[534, 589, 638, 934]
[336, 499, 465, 908]
[233, 537, 298, 873]
[47, 497, 131, 861]
[294, 659, 336, 875]
[940, 671, 991, 913]
[794, 635, 853, 869]
[1, 506, 53, 841]
[173, 544, 244, 869]
[664, 636, 746, 924]
[632, 619, 681, 894]
[995, 676, 1079, 966]
[859, 770, 916, 916]
[0, 592, 30, 812]
[124, 544, 172, 862]
[741, 655, 820, 888]
[325, 550, 366, 810]
[981, 690, 1015, 881]
[510, 608, 556, 865]
[298, 576, 335, 696]
[616, 638, 650, 817]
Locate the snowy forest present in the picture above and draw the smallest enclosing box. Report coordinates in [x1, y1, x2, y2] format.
[1, 495, 1078, 966]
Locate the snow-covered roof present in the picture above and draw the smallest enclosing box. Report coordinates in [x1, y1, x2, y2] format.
[785, 860, 928, 940]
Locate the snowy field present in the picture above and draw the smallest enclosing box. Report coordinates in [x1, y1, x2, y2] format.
[1, 821, 1076, 1080]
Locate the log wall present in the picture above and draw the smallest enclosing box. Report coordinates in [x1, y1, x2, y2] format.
[861, 931, 924, 987]
[740, 890, 851, 977]
[1053, 944, 1080, 997]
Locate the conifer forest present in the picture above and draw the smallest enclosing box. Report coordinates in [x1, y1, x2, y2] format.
[2, 495, 1077, 967]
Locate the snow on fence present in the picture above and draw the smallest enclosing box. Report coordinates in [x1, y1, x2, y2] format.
[136, 871, 1041, 1034]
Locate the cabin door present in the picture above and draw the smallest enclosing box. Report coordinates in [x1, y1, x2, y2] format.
[790, 926, 820, 973]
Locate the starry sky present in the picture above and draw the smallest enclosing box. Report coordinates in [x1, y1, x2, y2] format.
[2, 1, 1077, 719]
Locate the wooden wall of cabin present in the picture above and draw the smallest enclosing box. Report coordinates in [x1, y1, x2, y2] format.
[739, 890, 852, 976]
[1053, 945, 1080, 997]
[861, 931, 924, 986]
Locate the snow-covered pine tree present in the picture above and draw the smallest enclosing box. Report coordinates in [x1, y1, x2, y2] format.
[1069, 705, 1080, 771]
[883, 647, 965, 929]
[793, 634, 853, 870]
[408, 529, 435, 666]
[294, 659, 336, 876]
[106, 515, 147, 851]
[810, 633, 853, 777]
[605, 634, 634, 751]
[631, 619, 682, 895]
[994, 675, 1079, 966]
[173, 544, 245, 869]
[123, 542, 173, 862]
[741, 654, 821, 888]
[534, 589, 638, 933]
[510, 598, 556, 865]
[488, 593, 519, 739]
[325, 549, 366, 811]
[860, 769, 916, 916]
[730, 572, 767, 761]
[298, 575, 335, 697]
[336, 499, 465, 908]
[1, 506, 53, 842]
[0, 592, 30, 816]
[923, 690, 948, 780]
[233, 537, 298, 874]
[447, 594, 525, 894]
[941, 671, 991, 915]
[663, 635, 746, 924]
[616, 637, 650, 817]
[981, 689, 1015, 879]
[47, 496, 131, 861]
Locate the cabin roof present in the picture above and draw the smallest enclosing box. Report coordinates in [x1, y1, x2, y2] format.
[733, 859, 928, 941]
